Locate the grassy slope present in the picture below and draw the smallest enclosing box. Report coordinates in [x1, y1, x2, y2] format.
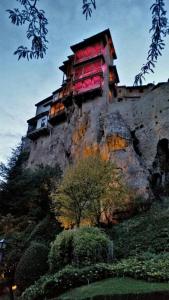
[111, 202, 169, 258]
[58, 277, 169, 300]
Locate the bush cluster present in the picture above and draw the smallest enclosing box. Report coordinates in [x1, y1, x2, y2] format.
[26, 216, 61, 245]
[48, 227, 113, 272]
[111, 204, 169, 258]
[21, 264, 112, 300]
[112, 253, 169, 282]
[21, 253, 169, 300]
[15, 242, 49, 292]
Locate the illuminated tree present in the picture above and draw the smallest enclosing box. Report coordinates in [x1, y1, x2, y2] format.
[51, 156, 131, 228]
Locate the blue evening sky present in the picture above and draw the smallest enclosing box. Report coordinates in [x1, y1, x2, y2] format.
[0, 0, 169, 163]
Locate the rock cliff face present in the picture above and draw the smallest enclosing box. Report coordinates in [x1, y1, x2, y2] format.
[26, 82, 169, 199]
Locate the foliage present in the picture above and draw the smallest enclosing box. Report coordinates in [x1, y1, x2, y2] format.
[0, 215, 61, 276]
[0, 144, 62, 282]
[21, 264, 112, 300]
[6, 0, 96, 60]
[48, 230, 74, 273]
[72, 227, 113, 266]
[112, 253, 169, 282]
[7, 0, 48, 60]
[21, 253, 169, 300]
[0, 214, 35, 269]
[48, 227, 113, 272]
[82, 0, 96, 19]
[0, 143, 62, 216]
[24, 163, 62, 217]
[134, 0, 169, 85]
[15, 241, 49, 292]
[0, 144, 29, 214]
[110, 201, 169, 259]
[26, 215, 62, 245]
[51, 155, 131, 228]
[0, 144, 29, 182]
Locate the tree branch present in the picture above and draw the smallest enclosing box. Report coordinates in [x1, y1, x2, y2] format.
[134, 0, 169, 85]
[7, 0, 48, 60]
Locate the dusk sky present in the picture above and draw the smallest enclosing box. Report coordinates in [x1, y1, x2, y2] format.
[0, 0, 169, 163]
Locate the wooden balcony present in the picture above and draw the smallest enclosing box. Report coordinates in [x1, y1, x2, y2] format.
[73, 82, 103, 102]
[73, 72, 103, 99]
[74, 51, 104, 66]
[73, 67, 103, 82]
[48, 103, 66, 125]
[27, 125, 50, 140]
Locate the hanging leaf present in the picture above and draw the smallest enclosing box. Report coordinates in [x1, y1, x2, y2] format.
[134, 0, 169, 85]
[7, 0, 48, 60]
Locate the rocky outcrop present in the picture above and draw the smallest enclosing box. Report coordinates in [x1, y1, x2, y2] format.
[26, 82, 169, 200]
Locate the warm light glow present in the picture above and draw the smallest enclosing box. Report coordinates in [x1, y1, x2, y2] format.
[83, 144, 100, 157]
[72, 123, 88, 144]
[109, 69, 116, 82]
[80, 135, 128, 161]
[12, 285, 17, 291]
[109, 89, 113, 102]
[49, 102, 65, 117]
[106, 135, 128, 151]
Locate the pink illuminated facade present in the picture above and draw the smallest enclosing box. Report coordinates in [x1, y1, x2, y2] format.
[58, 28, 119, 102]
[70, 29, 119, 99]
[27, 29, 119, 139]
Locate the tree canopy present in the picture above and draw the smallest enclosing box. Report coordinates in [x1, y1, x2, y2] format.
[0, 144, 62, 217]
[51, 155, 133, 228]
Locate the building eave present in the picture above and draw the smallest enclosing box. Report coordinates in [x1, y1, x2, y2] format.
[27, 111, 48, 124]
[35, 95, 53, 107]
[70, 29, 117, 59]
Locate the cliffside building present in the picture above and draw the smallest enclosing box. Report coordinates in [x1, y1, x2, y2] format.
[27, 29, 119, 139]
[26, 29, 169, 199]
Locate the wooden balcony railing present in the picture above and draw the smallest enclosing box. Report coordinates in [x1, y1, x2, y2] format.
[49, 103, 65, 119]
[74, 50, 103, 65]
[73, 74, 103, 96]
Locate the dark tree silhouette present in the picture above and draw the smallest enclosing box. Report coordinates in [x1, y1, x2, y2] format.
[7, 0, 48, 60]
[6, 0, 169, 85]
[82, 0, 96, 19]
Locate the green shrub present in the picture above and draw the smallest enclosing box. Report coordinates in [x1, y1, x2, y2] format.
[48, 227, 113, 272]
[49, 230, 74, 272]
[72, 227, 113, 266]
[26, 216, 62, 245]
[112, 253, 169, 282]
[21, 253, 169, 300]
[15, 242, 49, 292]
[21, 264, 112, 300]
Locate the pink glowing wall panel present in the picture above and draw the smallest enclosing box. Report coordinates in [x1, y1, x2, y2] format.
[75, 43, 104, 64]
[74, 59, 103, 80]
[73, 75, 103, 94]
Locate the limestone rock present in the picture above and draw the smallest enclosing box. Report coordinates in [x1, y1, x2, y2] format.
[26, 82, 169, 200]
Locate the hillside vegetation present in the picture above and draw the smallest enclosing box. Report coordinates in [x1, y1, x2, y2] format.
[111, 200, 169, 258]
[0, 145, 169, 299]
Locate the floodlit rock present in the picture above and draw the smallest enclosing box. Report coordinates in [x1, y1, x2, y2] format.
[26, 82, 169, 201]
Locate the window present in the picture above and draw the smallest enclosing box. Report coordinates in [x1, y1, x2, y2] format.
[41, 117, 46, 128]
